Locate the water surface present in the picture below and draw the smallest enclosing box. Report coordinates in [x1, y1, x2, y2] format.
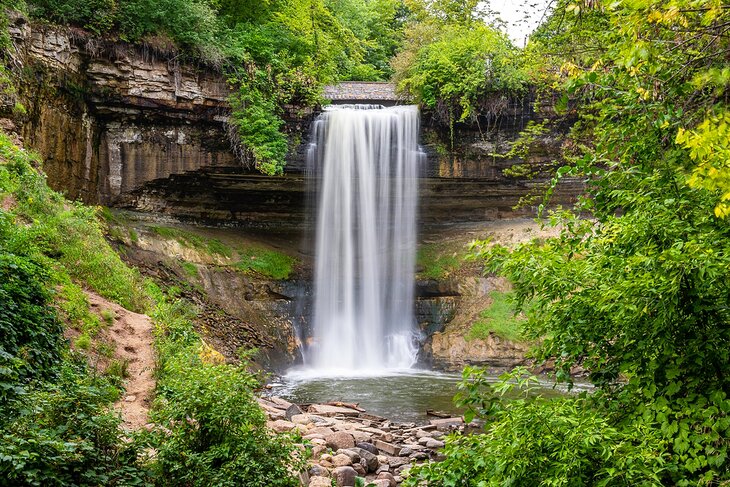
[269, 369, 592, 424]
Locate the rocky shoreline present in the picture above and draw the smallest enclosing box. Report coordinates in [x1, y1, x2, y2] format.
[258, 396, 466, 486]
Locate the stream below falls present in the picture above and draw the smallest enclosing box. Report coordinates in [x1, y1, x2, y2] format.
[268, 370, 593, 424]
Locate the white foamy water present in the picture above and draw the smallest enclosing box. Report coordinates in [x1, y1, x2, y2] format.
[303, 104, 423, 372]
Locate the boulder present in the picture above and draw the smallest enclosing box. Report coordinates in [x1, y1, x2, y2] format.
[429, 417, 463, 430]
[376, 472, 397, 487]
[356, 442, 379, 455]
[351, 447, 378, 472]
[309, 476, 332, 487]
[336, 449, 361, 464]
[425, 438, 445, 449]
[308, 464, 330, 478]
[326, 431, 355, 450]
[309, 404, 360, 417]
[309, 426, 335, 436]
[332, 454, 353, 467]
[311, 444, 327, 459]
[285, 403, 303, 421]
[374, 439, 400, 456]
[370, 480, 390, 487]
[332, 466, 357, 487]
[267, 420, 297, 433]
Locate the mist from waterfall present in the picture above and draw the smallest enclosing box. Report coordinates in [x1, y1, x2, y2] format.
[304, 104, 423, 373]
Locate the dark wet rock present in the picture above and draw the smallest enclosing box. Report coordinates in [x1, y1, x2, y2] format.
[351, 447, 378, 472]
[356, 441, 379, 455]
[285, 403, 303, 421]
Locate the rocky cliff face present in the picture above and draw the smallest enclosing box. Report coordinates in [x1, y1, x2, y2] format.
[7, 14, 239, 203]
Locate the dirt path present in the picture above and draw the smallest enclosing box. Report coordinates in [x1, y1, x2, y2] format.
[86, 291, 156, 430]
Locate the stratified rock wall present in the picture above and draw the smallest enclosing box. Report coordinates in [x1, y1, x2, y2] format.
[8, 14, 237, 204]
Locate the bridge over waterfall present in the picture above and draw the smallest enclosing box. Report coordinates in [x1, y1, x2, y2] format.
[323, 82, 405, 106]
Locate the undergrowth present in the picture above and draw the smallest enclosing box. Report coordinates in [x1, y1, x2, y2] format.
[467, 291, 524, 343]
[234, 246, 296, 280]
[150, 225, 233, 258]
[417, 242, 466, 280]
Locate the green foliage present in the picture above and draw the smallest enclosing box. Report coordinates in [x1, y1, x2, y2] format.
[21, 0, 409, 174]
[416, 242, 464, 280]
[118, 0, 222, 57]
[234, 246, 296, 280]
[28, 0, 117, 34]
[676, 110, 730, 218]
[145, 290, 304, 486]
[436, 1, 730, 484]
[325, 0, 407, 80]
[229, 80, 289, 175]
[150, 225, 233, 258]
[1, 131, 301, 485]
[406, 369, 670, 487]
[0, 251, 62, 406]
[0, 358, 148, 486]
[394, 1, 526, 127]
[466, 291, 524, 343]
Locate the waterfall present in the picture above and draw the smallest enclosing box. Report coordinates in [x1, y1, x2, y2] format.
[306, 104, 423, 372]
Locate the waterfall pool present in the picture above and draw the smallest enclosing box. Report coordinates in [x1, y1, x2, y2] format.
[267, 370, 592, 424]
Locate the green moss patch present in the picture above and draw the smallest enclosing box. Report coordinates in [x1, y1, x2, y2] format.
[233, 247, 296, 280]
[467, 291, 525, 343]
[150, 225, 233, 258]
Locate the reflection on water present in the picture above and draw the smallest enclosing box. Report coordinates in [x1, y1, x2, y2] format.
[268, 369, 592, 424]
[270, 370, 462, 424]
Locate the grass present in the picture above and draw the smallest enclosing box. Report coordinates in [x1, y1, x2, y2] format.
[467, 291, 525, 343]
[0, 131, 149, 313]
[101, 309, 116, 325]
[150, 225, 233, 258]
[417, 242, 467, 280]
[233, 246, 296, 280]
[180, 261, 199, 279]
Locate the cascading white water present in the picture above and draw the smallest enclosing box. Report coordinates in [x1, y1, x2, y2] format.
[306, 104, 423, 373]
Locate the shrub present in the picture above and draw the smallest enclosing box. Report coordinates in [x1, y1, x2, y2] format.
[0, 359, 149, 486]
[0, 251, 63, 401]
[146, 290, 304, 486]
[28, 0, 118, 34]
[405, 369, 669, 487]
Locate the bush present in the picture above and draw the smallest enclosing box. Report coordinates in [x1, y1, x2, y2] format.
[146, 291, 304, 487]
[0, 132, 149, 312]
[147, 354, 303, 486]
[405, 369, 669, 487]
[29, 0, 117, 34]
[0, 251, 63, 406]
[0, 359, 149, 486]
